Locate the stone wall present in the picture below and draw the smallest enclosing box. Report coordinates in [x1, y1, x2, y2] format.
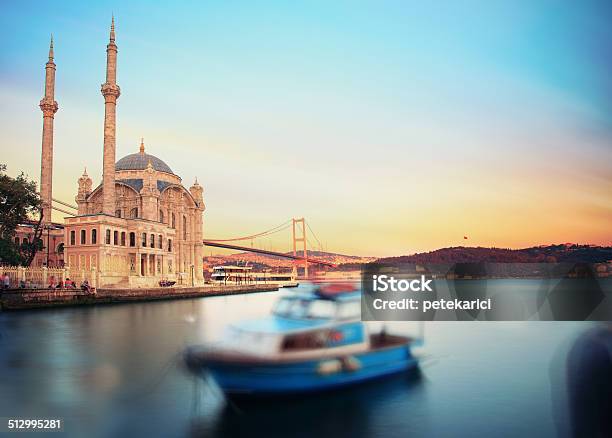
[0, 284, 278, 310]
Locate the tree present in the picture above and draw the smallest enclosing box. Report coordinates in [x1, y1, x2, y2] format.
[0, 164, 42, 266]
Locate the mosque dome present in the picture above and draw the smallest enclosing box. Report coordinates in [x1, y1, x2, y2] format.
[115, 139, 174, 174]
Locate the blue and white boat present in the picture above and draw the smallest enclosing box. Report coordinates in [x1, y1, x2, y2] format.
[184, 284, 422, 396]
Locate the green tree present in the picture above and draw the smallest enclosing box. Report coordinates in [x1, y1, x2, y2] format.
[0, 164, 42, 266]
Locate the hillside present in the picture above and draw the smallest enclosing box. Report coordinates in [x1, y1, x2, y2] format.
[203, 244, 612, 274]
[377, 244, 612, 265]
[203, 250, 376, 271]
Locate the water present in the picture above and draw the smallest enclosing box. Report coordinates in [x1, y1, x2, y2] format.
[0, 283, 593, 437]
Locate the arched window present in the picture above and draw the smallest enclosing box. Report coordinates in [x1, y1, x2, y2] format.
[171, 213, 176, 229]
[92, 229, 97, 244]
[115, 209, 122, 218]
[113, 230, 119, 245]
[183, 216, 187, 240]
[167, 239, 172, 252]
[142, 233, 147, 247]
[159, 210, 164, 223]
[129, 232, 136, 247]
[105, 229, 111, 245]
[70, 231, 76, 245]
[158, 234, 163, 249]
[80, 230, 86, 244]
[121, 232, 126, 246]
[129, 207, 139, 219]
[150, 234, 155, 248]
[56, 243, 64, 254]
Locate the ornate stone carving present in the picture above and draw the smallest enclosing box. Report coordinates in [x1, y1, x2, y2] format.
[101, 83, 121, 100]
[77, 169, 92, 196]
[189, 179, 205, 210]
[39, 99, 58, 117]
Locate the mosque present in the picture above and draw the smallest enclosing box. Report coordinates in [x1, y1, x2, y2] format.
[30, 19, 205, 287]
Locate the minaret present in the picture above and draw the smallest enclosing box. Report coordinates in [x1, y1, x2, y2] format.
[76, 168, 92, 215]
[101, 16, 120, 215]
[190, 178, 205, 281]
[39, 35, 58, 223]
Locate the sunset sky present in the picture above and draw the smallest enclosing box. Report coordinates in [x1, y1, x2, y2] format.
[1, 1, 611, 257]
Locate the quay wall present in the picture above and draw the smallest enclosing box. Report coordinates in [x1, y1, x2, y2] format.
[0, 284, 279, 310]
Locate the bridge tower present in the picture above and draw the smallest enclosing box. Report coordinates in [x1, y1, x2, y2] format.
[292, 218, 308, 279]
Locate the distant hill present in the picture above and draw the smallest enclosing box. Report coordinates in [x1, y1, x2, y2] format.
[376, 244, 612, 265]
[203, 244, 612, 273]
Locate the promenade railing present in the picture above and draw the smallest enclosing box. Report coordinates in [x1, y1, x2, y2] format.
[0, 266, 97, 289]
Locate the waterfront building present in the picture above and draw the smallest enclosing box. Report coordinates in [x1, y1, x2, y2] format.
[14, 221, 64, 268]
[67, 135, 205, 286]
[20, 19, 206, 287]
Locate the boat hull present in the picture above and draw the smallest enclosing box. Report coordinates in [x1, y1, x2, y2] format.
[185, 343, 418, 396]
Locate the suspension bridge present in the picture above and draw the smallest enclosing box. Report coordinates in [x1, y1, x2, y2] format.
[50, 199, 334, 278]
[203, 218, 335, 276]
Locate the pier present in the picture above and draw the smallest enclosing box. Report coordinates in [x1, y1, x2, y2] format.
[0, 284, 278, 310]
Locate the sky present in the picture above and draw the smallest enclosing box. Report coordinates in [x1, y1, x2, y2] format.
[0, 1, 611, 257]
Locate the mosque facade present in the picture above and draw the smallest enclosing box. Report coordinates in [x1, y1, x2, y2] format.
[37, 19, 205, 287]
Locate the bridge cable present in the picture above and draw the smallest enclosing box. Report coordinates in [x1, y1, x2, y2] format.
[51, 205, 75, 216]
[205, 219, 292, 242]
[306, 221, 323, 251]
[52, 197, 78, 210]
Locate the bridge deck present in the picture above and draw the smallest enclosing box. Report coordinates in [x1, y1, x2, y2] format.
[202, 240, 336, 267]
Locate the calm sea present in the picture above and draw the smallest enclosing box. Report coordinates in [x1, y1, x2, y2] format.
[0, 281, 598, 437]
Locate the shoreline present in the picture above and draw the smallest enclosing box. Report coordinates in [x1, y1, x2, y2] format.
[0, 284, 279, 311]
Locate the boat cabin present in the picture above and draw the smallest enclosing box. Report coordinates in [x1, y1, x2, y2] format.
[219, 289, 370, 358]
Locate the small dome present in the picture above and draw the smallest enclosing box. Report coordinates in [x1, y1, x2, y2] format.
[116, 152, 174, 174]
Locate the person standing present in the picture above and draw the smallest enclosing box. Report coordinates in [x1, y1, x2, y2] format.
[2, 273, 10, 289]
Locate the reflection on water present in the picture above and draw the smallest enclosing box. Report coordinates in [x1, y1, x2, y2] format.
[192, 369, 427, 438]
[0, 283, 592, 437]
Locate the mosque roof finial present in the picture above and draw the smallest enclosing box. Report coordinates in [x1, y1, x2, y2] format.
[140, 137, 145, 154]
[48, 34, 54, 61]
[83, 166, 88, 176]
[110, 14, 115, 42]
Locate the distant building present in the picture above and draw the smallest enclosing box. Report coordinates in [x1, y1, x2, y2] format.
[14, 221, 64, 267]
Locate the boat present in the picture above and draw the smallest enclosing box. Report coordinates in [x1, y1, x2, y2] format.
[251, 271, 299, 288]
[209, 264, 253, 284]
[184, 283, 421, 396]
[210, 265, 298, 288]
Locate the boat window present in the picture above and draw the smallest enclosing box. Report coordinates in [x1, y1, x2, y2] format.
[273, 297, 295, 317]
[282, 330, 326, 351]
[337, 301, 361, 320]
[273, 297, 337, 320]
[274, 298, 308, 318]
[291, 300, 310, 318]
[307, 300, 337, 319]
